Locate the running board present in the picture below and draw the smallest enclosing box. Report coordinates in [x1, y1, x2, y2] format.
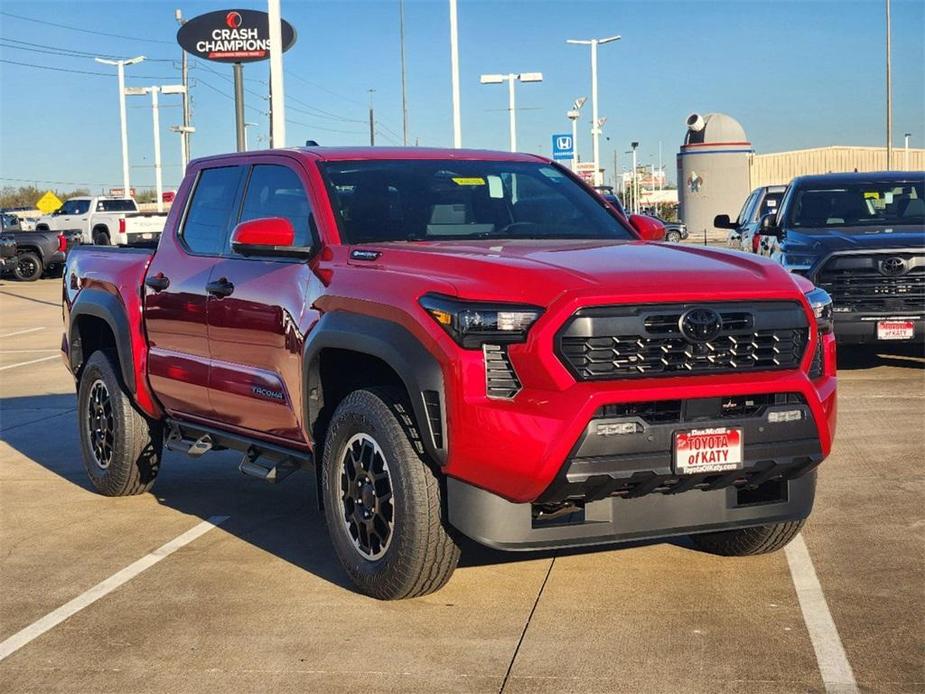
[164, 419, 312, 484]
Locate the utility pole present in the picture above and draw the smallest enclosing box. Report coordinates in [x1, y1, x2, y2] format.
[399, 0, 409, 145]
[175, 9, 191, 166]
[95, 56, 145, 198]
[368, 89, 376, 146]
[567, 35, 621, 187]
[233, 63, 246, 152]
[886, 0, 893, 169]
[268, 0, 286, 147]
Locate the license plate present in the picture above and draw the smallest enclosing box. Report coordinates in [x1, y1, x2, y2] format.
[141, 233, 152, 239]
[877, 320, 914, 340]
[674, 427, 743, 475]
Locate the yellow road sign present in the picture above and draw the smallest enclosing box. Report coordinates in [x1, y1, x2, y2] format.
[35, 191, 62, 214]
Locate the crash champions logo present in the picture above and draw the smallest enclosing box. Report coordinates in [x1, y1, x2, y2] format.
[195, 11, 271, 59]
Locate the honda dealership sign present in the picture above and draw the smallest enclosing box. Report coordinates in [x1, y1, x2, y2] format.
[177, 9, 296, 63]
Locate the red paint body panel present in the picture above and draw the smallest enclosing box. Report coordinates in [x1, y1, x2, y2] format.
[63, 147, 837, 504]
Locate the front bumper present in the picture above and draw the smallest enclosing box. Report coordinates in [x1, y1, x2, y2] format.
[833, 312, 925, 345]
[448, 470, 816, 551]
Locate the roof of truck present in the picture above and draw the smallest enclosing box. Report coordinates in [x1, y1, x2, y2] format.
[190, 147, 549, 167]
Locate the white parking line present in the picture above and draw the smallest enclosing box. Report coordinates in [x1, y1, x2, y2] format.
[0, 515, 229, 662]
[785, 533, 859, 694]
[0, 355, 60, 371]
[0, 327, 45, 338]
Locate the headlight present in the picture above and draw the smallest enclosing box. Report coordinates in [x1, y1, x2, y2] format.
[804, 287, 833, 334]
[781, 253, 816, 272]
[420, 294, 543, 348]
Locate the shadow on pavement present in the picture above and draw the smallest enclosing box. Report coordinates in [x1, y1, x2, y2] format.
[836, 342, 925, 371]
[1, 393, 686, 595]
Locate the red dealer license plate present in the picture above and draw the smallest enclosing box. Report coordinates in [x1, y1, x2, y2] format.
[674, 427, 743, 475]
[877, 320, 914, 340]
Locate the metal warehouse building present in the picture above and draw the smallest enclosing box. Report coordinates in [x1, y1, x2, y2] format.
[750, 146, 925, 188]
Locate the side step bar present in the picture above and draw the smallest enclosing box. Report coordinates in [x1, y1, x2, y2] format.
[164, 419, 312, 484]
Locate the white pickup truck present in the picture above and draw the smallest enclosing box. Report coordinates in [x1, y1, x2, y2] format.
[35, 196, 166, 246]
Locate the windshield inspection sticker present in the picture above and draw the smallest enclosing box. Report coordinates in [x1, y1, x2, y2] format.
[452, 177, 485, 186]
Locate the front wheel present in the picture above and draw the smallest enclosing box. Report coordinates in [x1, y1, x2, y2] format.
[666, 230, 682, 243]
[13, 252, 42, 281]
[77, 351, 161, 496]
[690, 519, 805, 556]
[322, 388, 460, 600]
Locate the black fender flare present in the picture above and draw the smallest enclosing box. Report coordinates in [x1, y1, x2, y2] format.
[303, 311, 448, 465]
[68, 288, 136, 392]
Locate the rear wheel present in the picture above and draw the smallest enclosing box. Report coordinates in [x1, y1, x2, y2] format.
[322, 388, 460, 599]
[13, 252, 42, 281]
[690, 519, 805, 556]
[77, 351, 161, 496]
[92, 229, 111, 246]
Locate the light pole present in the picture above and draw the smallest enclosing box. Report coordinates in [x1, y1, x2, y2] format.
[567, 97, 586, 172]
[126, 84, 186, 212]
[244, 122, 258, 151]
[449, 0, 461, 147]
[904, 132, 911, 169]
[566, 35, 621, 186]
[170, 125, 195, 175]
[630, 141, 639, 214]
[175, 10, 191, 163]
[268, 0, 286, 147]
[95, 56, 145, 197]
[886, 0, 892, 169]
[480, 72, 543, 152]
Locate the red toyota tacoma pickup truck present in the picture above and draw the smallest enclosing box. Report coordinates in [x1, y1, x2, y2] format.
[62, 148, 837, 599]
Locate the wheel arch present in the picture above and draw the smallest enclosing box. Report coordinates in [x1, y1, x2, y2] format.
[303, 312, 448, 469]
[68, 288, 136, 393]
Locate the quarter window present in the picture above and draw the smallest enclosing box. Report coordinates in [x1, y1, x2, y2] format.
[181, 166, 244, 255]
[239, 165, 313, 247]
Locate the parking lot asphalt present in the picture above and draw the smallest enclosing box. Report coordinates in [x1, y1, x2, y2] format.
[0, 278, 922, 694]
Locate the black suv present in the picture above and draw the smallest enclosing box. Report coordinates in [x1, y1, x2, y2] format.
[761, 171, 924, 344]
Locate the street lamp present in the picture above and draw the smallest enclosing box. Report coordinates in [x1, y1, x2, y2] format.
[904, 132, 912, 169]
[479, 72, 543, 152]
[567, 97, 587, 172]
[630, 141, 639, 214]
[244, 122, 259, 151]
[95, 56, 145, 197]
[566, 35, 621, 186]
[125, 84, 186, 212]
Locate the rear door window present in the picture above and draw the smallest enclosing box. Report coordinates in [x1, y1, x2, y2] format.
[237, 164, 315, 249]
[181, 166, 245, 255]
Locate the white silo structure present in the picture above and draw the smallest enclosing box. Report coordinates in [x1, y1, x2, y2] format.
[677, 113, 753, 240]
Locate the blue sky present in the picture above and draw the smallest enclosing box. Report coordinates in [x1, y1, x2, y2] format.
[1, 0, 923, 193]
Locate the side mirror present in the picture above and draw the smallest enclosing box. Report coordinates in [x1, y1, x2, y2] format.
[713, 213, 735, 230]
[230, 217, 313, 259]
[629, 213, 666, 241]
[759, 213, 781, 237]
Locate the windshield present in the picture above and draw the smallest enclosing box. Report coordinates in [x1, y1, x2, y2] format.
[320, 160, 635, 243]
[787, 180, 924, 228]
[59, 199, 90, 215]
[98, 199, 137, 212]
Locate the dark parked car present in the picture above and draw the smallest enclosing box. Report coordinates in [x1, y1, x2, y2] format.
[0, 213, 81, 281]
[643, 212, 688, 243]
[715, 185, 787, 253]
[0, 232, 17, 274]
[761, 171, 924, 344]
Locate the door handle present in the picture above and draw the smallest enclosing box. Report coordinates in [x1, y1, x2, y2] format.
[144, 273, 170, 291]
[206, 277, 235, 298]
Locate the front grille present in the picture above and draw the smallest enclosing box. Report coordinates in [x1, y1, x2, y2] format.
[597, 393, 804, 425]
[557, 302, 809, 380]
[815, 253, 925, 313]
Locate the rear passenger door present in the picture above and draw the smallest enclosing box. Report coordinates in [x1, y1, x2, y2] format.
[206, 160, 322, 446]
[145, 165, 246, 420]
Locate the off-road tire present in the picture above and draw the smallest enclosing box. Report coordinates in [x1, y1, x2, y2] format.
[92, 229, 111, 246]
[690, 519, 805, 556]
[77, 351, 161, 496]
[13, 251, 42, 281]
[322, 388, 460, 600]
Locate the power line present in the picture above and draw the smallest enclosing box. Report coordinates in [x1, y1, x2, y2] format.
[0, 10, 175, 45]
[0, 58, 175, 80]
[0, 37, 174, 61]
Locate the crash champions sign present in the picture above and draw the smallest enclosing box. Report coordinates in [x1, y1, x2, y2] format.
[177, 9, 296, 63]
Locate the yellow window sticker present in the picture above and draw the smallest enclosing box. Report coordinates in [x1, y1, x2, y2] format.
[452, 177, 485, 186]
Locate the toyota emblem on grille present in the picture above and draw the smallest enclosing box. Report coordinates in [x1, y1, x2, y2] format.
[679, 308, 723, 342]
[879, 256, 907, 276]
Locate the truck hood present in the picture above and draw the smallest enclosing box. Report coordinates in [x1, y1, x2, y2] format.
[782, 224, 925, 253]
[362, 239, 806, 305]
